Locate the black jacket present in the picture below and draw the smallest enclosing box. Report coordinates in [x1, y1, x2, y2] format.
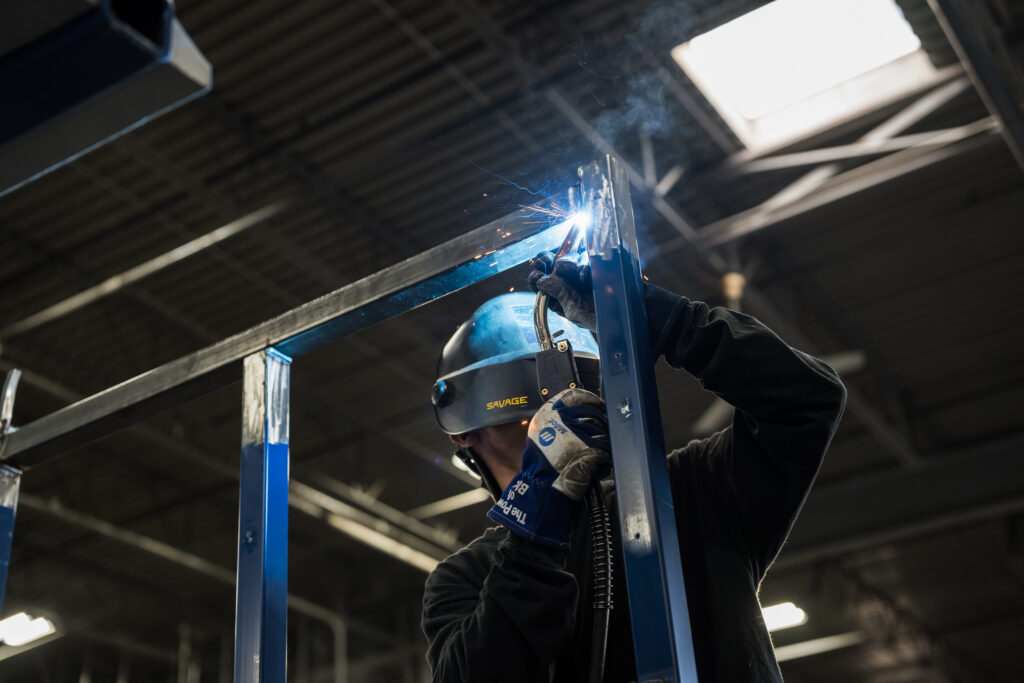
[422, 292, 847, 682]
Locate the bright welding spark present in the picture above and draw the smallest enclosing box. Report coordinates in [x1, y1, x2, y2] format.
[551, 211, 592, 254]
[568, 211, 591, 233]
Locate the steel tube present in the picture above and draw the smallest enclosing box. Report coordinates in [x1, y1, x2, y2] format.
[0, 465, 21, 615]
[583, 156, 699, 682]
[3, 208, 570, 468]
[235, 349, 291, 683]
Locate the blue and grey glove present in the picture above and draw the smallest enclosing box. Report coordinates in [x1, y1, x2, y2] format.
[487, 388, 610, 549]
[528, 254, 688, 360]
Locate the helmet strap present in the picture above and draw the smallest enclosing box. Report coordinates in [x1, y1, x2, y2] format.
[455, 447, 503, 501]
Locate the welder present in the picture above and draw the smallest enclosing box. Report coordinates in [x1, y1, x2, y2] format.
[423, 256, 847, 683]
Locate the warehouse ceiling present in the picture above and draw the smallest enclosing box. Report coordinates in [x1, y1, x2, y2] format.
[1, 0, 1023, 681]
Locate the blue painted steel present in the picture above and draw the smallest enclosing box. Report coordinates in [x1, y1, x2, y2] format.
[581, 156, 699, 682]
[235, 348, 291, 683]
[0, 466, 20, 616]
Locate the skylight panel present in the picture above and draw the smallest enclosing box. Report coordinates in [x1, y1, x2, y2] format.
[673, 0, 939, 151]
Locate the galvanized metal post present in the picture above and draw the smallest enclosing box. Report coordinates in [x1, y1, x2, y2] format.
[580, 155, 699, 682]
[0, 464, 21, 615]
[235, 348, 292, 683]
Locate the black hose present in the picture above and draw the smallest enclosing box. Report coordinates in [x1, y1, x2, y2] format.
[587, 487, 613, 683]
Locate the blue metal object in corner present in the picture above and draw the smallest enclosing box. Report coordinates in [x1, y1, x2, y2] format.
[235, 348, 292, 683]
[580, 156, 700, 683]
[0, 465, 21, 616]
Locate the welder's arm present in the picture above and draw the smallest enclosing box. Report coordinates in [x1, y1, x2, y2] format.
[422, 534, 578, 682]
[650, 286, 847, 578]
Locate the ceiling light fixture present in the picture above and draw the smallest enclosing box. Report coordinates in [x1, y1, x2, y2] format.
[0, 612, 56, 647]
[761, 601, 808, 632]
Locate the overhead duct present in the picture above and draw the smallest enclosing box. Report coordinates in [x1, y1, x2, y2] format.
[0, 0, 212, 198]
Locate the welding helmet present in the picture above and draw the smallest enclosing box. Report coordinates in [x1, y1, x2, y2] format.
[432, 293, 601, 436]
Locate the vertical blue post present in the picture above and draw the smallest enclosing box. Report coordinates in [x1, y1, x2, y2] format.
[581, 156, 699, 683]
[0, 465, 20, 616]
[235, 348, 291, 683]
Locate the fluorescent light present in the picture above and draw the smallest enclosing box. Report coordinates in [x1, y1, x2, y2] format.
[0, 613, 56, 646]
[325, 514, 439, 573]
[406, 488, 492, 520]
[672, 0, 939, 151]
[774, 631, 864, 661]
[761, 602, 807, 632]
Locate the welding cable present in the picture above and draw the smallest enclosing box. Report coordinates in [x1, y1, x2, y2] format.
[587, 486, 613, 683]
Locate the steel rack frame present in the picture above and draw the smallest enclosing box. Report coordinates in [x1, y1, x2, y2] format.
[1, 156, 698, 683]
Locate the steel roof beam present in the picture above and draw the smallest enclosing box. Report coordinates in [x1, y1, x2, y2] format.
[927, 0, 1024, 172]
[777, 432, 1024, 568]
[689, 74, 975, 244]
[685, 129, 999, 249]
[716, 118, 994, 175]
[1, 201, 288, 340]
[17, 491, 385, 644]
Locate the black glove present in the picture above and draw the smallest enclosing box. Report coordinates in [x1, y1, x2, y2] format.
[528, 253, 688, 360]
[528, 254, 596, 332]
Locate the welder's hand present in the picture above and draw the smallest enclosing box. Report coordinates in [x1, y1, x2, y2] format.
[528, 254, 596, 332]
[488, 388, 610, 548]
[531, 252, 693, 363]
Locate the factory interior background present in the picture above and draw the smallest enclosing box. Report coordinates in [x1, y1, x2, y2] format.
[1, 0, 1023, 681]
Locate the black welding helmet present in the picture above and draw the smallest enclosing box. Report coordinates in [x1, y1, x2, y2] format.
[432, 292, 601, 435]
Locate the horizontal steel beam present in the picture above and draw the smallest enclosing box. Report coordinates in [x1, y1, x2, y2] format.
[0, 357, 462, 566]
[17, 492, 390, 643]
[405, 488, 492, 520]
[928, 0, 1024, 171]
[778, 432, 1024, 567]
[1, 201, 289, 339]
[719, 118, 994, 174]
[3, 208, 569, 468]
[663, 129, 1000, 251]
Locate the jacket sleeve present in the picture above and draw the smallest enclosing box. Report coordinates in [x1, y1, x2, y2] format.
[422, 531, 579, 682]
[648, 287, 847, 578]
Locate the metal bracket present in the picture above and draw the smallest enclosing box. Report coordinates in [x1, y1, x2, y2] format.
[0, 369, 22, 460]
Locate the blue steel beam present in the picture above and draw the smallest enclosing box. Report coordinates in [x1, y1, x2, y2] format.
[582, 156, 699, 682]
[0, 465, 20, 616]
[235, 348, 292, 683]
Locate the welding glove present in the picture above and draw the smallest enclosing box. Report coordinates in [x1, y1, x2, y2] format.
[529, 254, 689, 361]
[528, 254, 596, 332]
[487, 388, 610, 549]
